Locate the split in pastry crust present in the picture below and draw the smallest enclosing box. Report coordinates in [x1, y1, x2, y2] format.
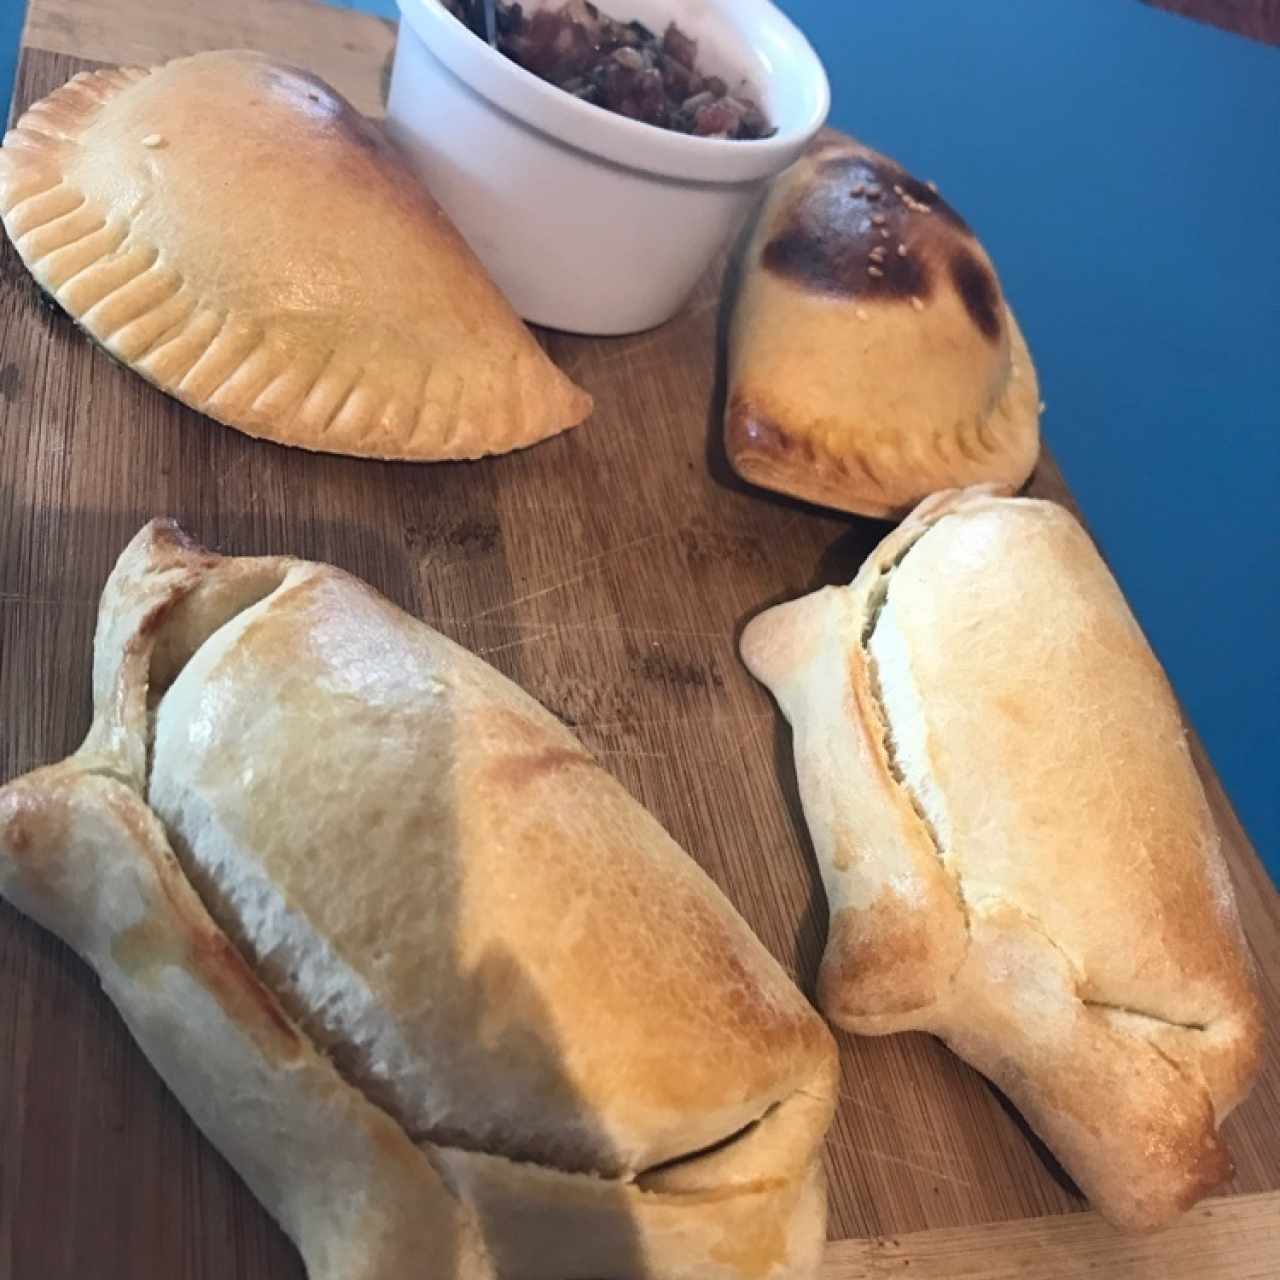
[740, 487, 1262, 1230]
[0, 520, 836, 1279]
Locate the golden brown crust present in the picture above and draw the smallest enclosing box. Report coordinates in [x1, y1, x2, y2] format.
[144, 547, 833, 1181]
[818, 898, 953, 1023]
[741, 488, 1263, 1231]
[0, 762, 495, 1280]
[1, 519, 837, 1278]
[0, 52, 592, 460]
[726, 135, 1040, 517]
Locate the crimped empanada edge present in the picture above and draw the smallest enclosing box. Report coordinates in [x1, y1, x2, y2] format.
[0, 61, 590, 462]
[725, 301, 1040, 519]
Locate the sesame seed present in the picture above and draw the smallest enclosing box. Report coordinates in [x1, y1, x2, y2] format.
[1039, 401, 1047, 413]
[911, 297, 924, 312]
[856, 308, 870, 320]
[926, 179, 939, 192]
[866, 184, 882, 200]
[867, 265, 884, 278]
[142, 133, 164, 148]
[880, 228, 891, 240]
[893, 183, 904, 196]
[897, 243, 908, 256]
[869, 246, 886, 261]
[872, 213, 886, 226]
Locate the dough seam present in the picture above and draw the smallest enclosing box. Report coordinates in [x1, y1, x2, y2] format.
[858, 520, 971, 945]
[1081, 1001, 1208, 1034]
[966, 900, 1219, 1067]
[125, 568, 509, 1204]
[135, 555, 796, 1196]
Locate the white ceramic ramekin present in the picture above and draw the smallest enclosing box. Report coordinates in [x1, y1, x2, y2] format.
[387, 0, 829, 334]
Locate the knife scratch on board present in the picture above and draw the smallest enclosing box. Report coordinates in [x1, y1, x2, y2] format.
[475, 630, 557, 659]
[584, 712, 772, 733]
[463, 526, 677, 622]
[834, 1091, 979, 1157]
[824, 1137, 978, 1189]
[0, 593, 95, 606]
[423, 616, 736, 642]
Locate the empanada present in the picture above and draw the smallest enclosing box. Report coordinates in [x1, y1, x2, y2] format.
[740, 487, 1261, 1231]
[0, 51, 591, 459]
[726, 135, 1040, 516]
[0, 521, 836, 1280]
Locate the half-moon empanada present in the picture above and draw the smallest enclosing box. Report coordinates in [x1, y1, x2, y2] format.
[726, 135, 1039, 517]
[0, 51, 592, 460]
[0, 520, 837, 1279]
[740, 487, 1261, 1231]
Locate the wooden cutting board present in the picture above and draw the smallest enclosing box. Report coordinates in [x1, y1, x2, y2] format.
[2, 3, 1278, 1277]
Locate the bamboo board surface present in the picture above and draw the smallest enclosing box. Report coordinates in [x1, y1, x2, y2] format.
[2, 2, 1278, 1277]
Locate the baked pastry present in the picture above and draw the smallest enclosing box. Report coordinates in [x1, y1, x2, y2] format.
[0, 521, 836, 1280]
[725, 134, 1040, 517]
[740, 487, 1261, 1231]
[0, 51, 591, 459]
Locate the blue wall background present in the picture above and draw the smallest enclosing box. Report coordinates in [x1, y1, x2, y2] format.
[0, 0, 16, 127]
[2, 0, 1276, 879]
[776, 0, 1279, 879]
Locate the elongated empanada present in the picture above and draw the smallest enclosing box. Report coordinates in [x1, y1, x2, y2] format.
[0, 520, 836, 1279]
[0, 51, 591, 459]
[726, 135, 1040, 516]
[740, 488, 1261, 1230]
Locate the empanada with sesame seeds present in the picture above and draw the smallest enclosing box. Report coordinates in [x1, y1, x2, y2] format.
[0, 49, 592, 460]
[725, 134, 1039, 518]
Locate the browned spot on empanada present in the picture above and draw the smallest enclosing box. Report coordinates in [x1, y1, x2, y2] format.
[725, 398, 803, 463]
[818, 901, 947, 1021]
[2, 798, 37, 855]
[0, 777, 74, 873]
[762, 155, 934, 303]
[726, 131, 1041, 517]
[112, 913, 189, 987]
[950, 246, 1003, 342]
[726, 395, 885, 494]
[761, 148, 984, 306]
[195, 927, 305, 1059]
[817, 151, 970, 229]
[489, 747, 598, 790]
